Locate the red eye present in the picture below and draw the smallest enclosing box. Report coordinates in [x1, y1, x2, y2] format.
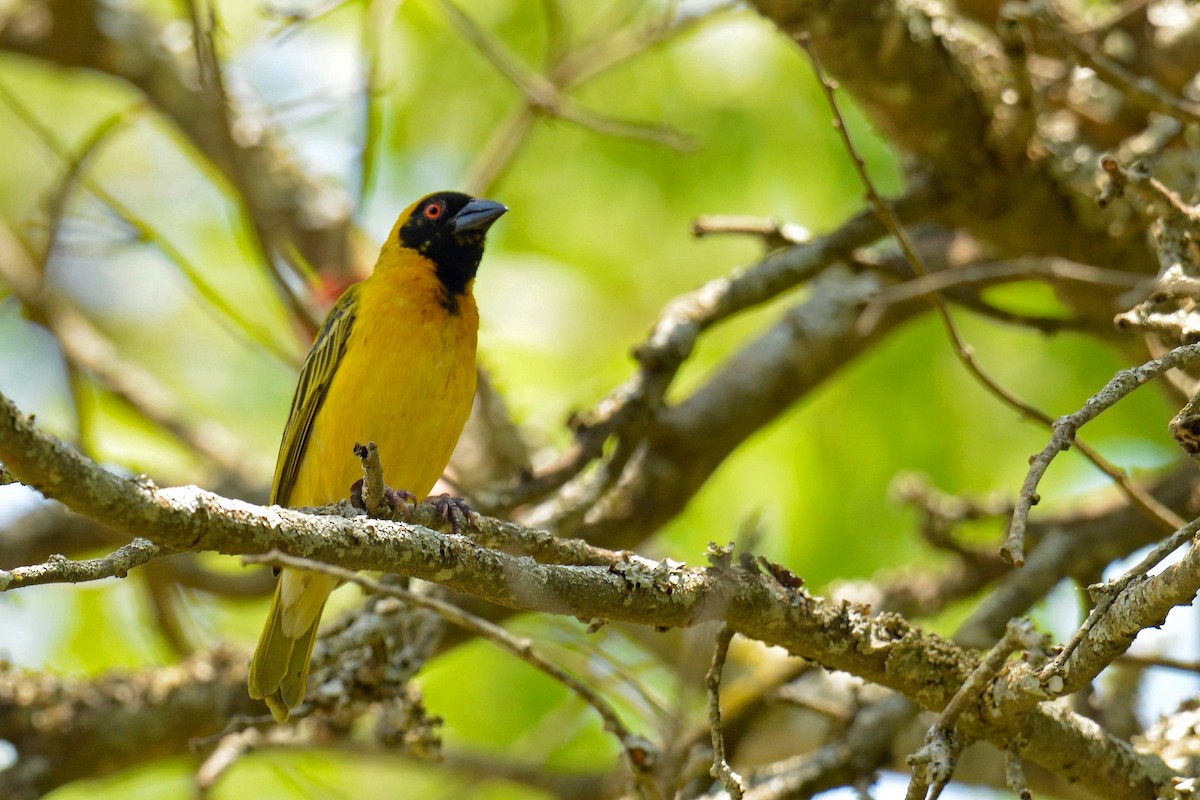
[424, 201, 445, 220]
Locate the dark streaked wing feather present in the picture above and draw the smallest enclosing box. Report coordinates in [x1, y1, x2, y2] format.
[270, 284, 360, 506]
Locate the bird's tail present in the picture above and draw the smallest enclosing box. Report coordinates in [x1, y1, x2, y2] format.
[247, 569, 336, 722]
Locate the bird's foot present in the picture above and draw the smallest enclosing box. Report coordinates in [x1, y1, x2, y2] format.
[385, 487, 418, 511]
[350, 479, 417, 520]
[423, 494, 478, 536]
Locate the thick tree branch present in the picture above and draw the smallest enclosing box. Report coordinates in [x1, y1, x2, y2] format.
[0, 647, 257, 800]
[575, 264, 915, 549]
[0, 390, 1179, 798]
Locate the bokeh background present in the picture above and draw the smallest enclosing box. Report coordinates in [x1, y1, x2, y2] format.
[0, 0, 1196, 797]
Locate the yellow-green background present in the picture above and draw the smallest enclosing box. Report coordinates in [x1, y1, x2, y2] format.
[0, 1, 1184, 797]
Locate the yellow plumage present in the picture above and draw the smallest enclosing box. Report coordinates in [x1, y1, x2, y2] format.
[248, 192, 505, 721]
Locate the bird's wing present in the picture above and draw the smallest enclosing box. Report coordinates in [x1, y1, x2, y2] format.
[270, 283, 361, 506]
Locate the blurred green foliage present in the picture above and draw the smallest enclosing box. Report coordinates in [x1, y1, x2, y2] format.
[0, 0, 1178, 796]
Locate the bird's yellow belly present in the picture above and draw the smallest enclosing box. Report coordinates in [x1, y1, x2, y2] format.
[288, 293, 478, 508]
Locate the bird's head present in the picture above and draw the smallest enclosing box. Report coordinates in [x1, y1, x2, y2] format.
[393, 191, 507, 302]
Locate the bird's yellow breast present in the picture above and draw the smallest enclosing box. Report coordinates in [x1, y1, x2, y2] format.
[287, 265, 478, 508]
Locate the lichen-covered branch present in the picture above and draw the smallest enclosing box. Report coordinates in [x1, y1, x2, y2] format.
[0, 389, 1180, 798]
[0, 647, 258, 800]
[0, 537, 165, 591]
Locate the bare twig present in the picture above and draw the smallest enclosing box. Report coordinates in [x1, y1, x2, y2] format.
[1005, 750, 1033, 800]
[354, 441, 387, 517]
[905, 619, 1042, 800]
[441, 0, 691, 155]
[691, 215, 811, 250]
[706, 625, 745, 799]
[553, 4, 738, 88]
[860, 257, 1143, 332]
[1039, 514, 1200, 688]
[0, 538, 165, 592]
[1116, 653, 1200, 674]
[195, 728, 262, 794]
[455, 1, 727, 195]
[1006, 343, 1200, 563]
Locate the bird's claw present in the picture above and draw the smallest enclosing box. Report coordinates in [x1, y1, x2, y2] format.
[427, 494, 477, 536]
[350, 479, 417, 519]
[385, 487, 418, 511]
[354, 481, 474, 533]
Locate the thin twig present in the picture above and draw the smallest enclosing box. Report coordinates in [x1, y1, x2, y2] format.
[0, 538, 165, 592]
[439, 0, 691, 150]
[457, 0, 731, 196]
[195, 728, 263, 794]
[905, 619, 1041, 800]
[553, 3, 738, 88]
[354, 441, 387, 517]
[860, 257, 1143, 331]
[1005, 750, 1033, 800]
[692, 215, 811, 250]
[1039, 514, 1200, 683]
[1115, 653, 1200, 674]
[706, 625, 745, 799]
[798, 35, 1182, 567]
[1006, 343, 1200, 563]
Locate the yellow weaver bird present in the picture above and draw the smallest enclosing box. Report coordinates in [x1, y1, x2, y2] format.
[248, 191, 507, 722]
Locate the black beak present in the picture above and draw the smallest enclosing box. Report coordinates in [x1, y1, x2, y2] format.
[452, 198, 508, 234]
